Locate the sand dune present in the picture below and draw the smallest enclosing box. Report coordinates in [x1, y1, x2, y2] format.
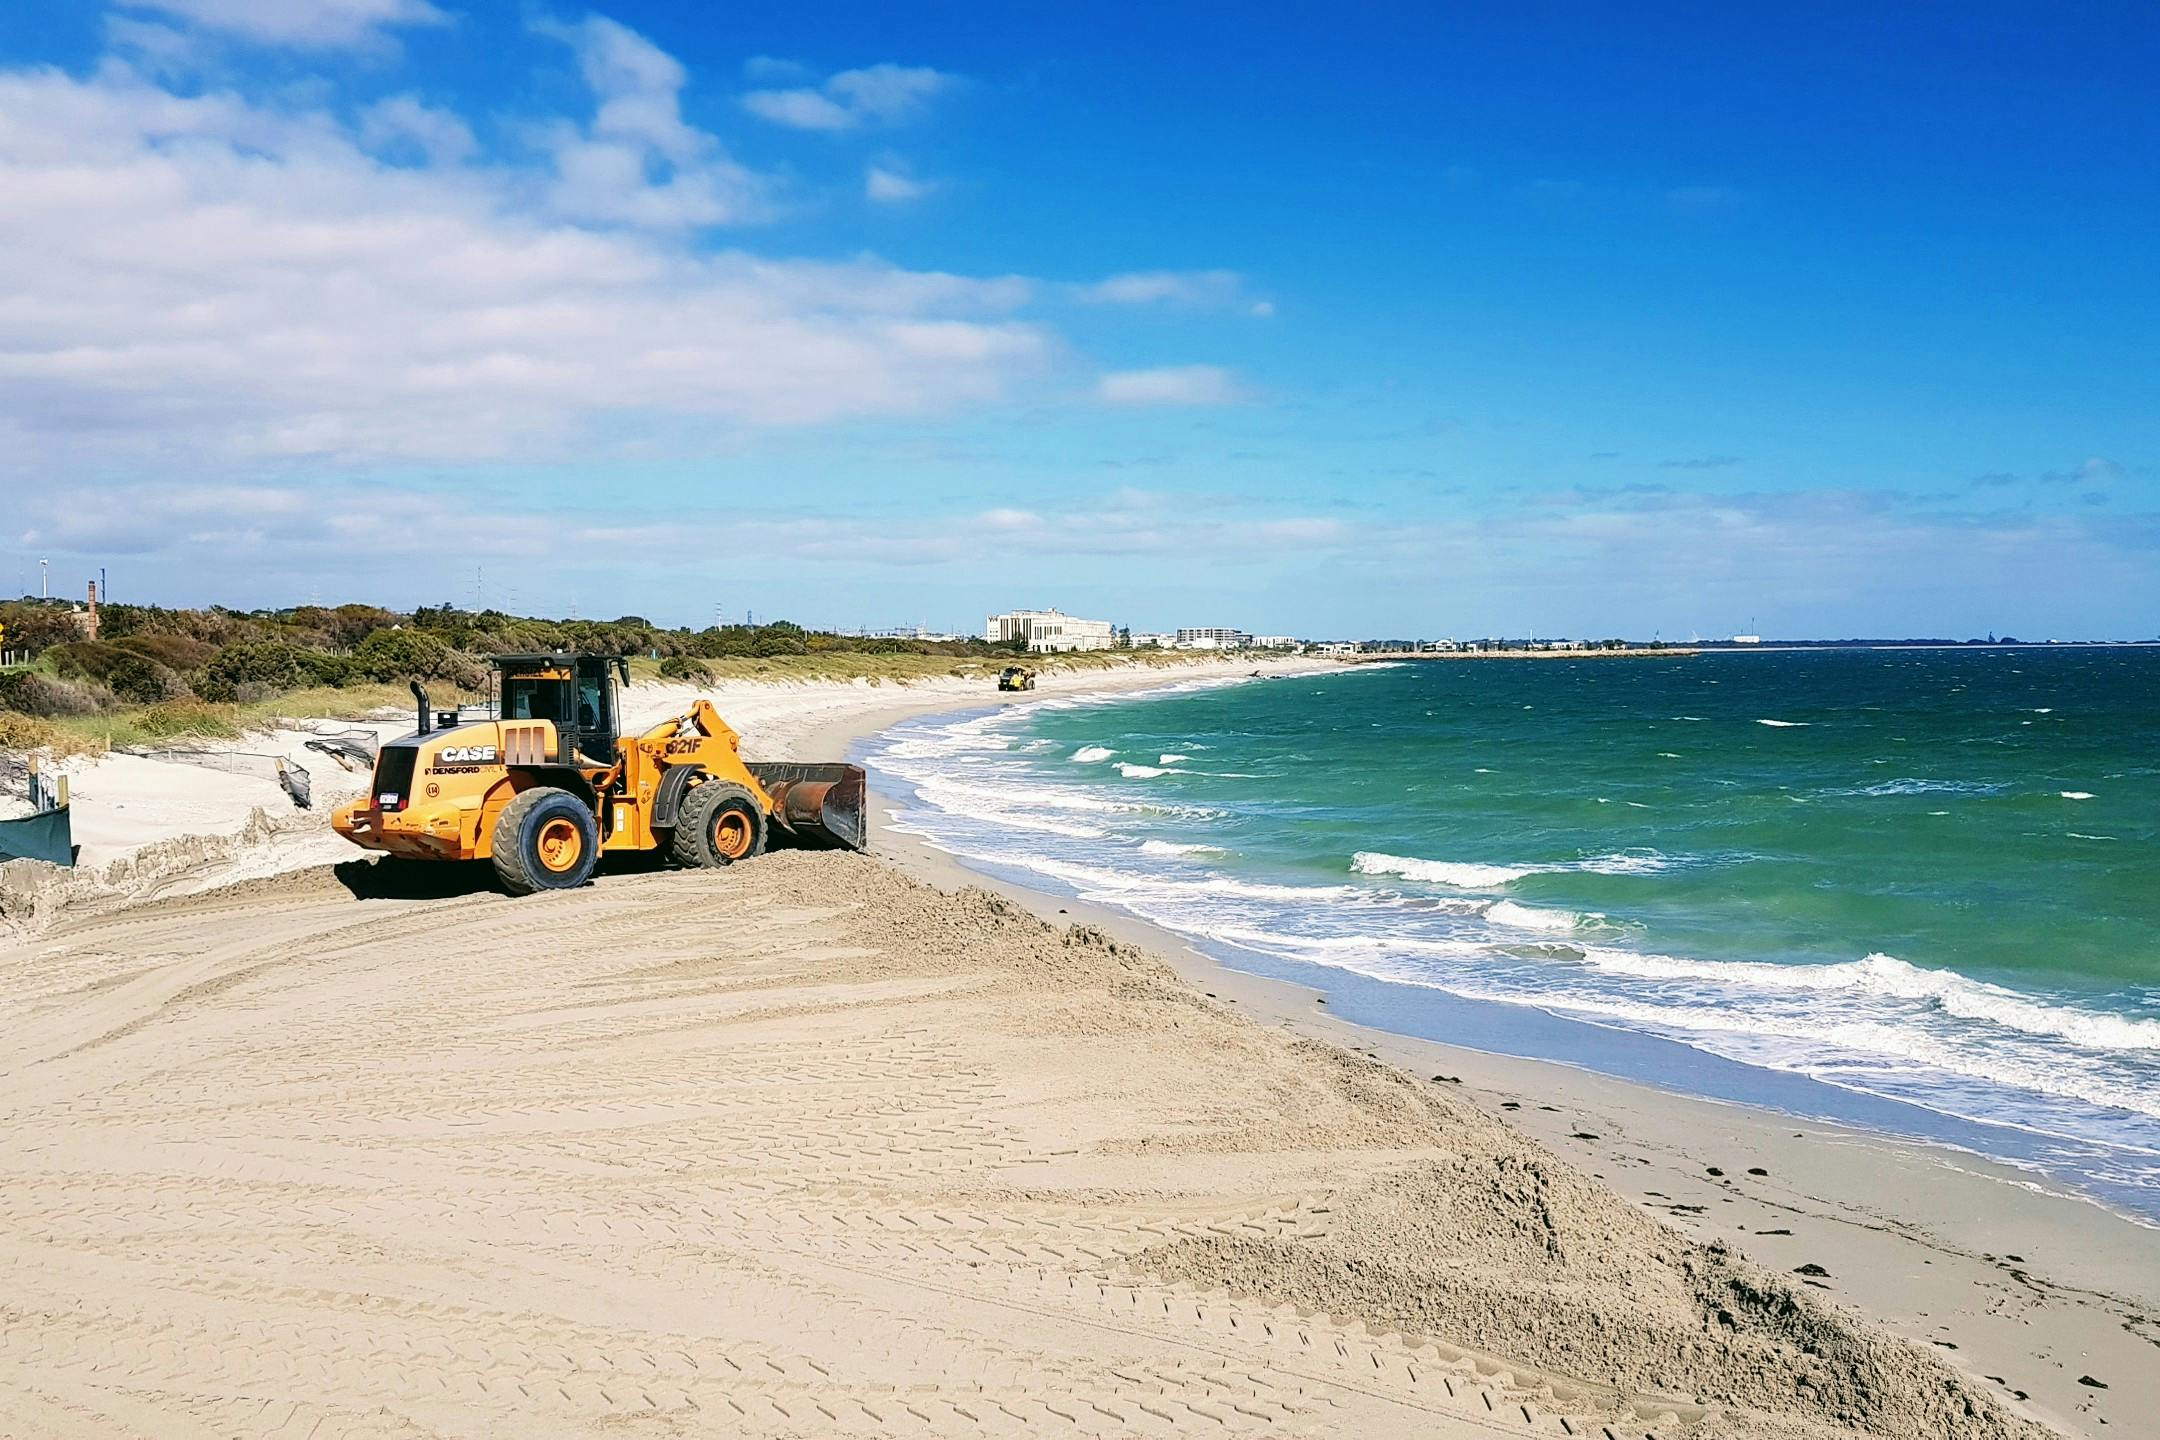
[0, 851, 2041, 1439]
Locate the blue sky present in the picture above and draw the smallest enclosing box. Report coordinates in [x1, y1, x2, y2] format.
[1, 1, 2153, 638]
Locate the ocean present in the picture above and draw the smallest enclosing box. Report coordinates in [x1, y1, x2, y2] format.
[860, 648, 2160, 1220]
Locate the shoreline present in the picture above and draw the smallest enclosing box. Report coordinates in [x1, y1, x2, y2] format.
[793, 671, 2157, 1440]
[4, 654, 2150, 1434]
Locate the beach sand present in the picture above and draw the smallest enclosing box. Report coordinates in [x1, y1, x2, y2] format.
[0, 659, 2149, 1438]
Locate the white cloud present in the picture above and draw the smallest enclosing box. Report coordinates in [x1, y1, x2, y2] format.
[1078, 270, 1244, 306]
[826, 64, 949, 123]
[8, 482, 1355, 575]
[535, 15, 767, 229]
[359, 93, 475, 165]
[115, 0, 449, 49]
[865, 163, 932, 203]
[741, 88, 853, 131]
[1097, 365, 1241, 407]
[743, 62, 955, 132]
[0, 53, 1047, 472]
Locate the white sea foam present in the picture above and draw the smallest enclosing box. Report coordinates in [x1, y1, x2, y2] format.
[1201, 925, 1485, 960]
[1355, 849, 1682, 884]
[1576, 949, 2160, 1053]
[1141, 839, 1225, 857]
[1352, 852, 1533, 887]
[1578, 850, 1681, 875]
[1118, 762, 1167, 778]
[1011, 854, 1363, 904]
[1487, 900, 1585, 932]
[1827, 778, 2004, 798]
[859, 680, 2160, 1180]
[1756, 718, 1808, 727]
[1158, 752, 1190, 764]
[2062, 791, 2096, 800]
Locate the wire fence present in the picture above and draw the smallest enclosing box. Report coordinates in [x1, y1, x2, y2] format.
[295, 723, 380, 775]
[117, 748, 314, 810]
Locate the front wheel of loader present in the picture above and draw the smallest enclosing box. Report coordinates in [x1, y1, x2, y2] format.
[671, 780, 767, 869]
[493, 787, 600, 895]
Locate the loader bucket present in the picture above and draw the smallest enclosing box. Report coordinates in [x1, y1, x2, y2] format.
[746, 762, 868, 851]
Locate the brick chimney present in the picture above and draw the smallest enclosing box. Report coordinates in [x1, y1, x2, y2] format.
[85, 580, 99, 642]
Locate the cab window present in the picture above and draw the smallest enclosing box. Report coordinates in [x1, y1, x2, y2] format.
[503, 676, 571, 723]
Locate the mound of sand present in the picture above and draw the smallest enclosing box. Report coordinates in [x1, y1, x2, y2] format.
[0, 851, 2043, 1438]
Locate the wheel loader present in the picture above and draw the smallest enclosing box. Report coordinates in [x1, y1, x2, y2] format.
[996, 665, 1037, 692]
[331, 654, 866, 894]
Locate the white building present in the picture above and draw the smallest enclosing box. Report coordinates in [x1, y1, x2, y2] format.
[1129, 632, 1175, 649]
[984, 608, 1117, 653]
[1175, 627, 1252, 650]
[1732, 634, 1763, 645]
[1250, 635, 1299, 650]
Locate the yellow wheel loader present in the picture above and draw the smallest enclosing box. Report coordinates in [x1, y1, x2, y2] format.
[997, 665, 1037, 692]
[332, 654, 865, 894]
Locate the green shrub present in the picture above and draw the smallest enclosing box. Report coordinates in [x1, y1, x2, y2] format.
[113, 633, 217, 672]
[353, 627, 450, 682]
[0, 709, 61, 751]
[198, 641, 307, 701]
[352, 628, 487, 689]
[133, 698, 239, 739]
[0, 670, 115, 717]
[0, 602, 91, 655]
[297, 650, 358, 687]
[43, 640, 126, 683]
[657, 656, 714, 683]
[105, 654, 188, 704]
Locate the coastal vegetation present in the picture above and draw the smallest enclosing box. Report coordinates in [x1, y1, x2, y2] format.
[0, 596, 1211, 754]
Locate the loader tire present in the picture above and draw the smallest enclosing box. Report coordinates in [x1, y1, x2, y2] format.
[492, 786, 599, 895]
[671, 780, 766, 868]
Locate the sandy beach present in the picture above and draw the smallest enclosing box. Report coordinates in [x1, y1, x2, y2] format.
[1, 658, 2151, 1438]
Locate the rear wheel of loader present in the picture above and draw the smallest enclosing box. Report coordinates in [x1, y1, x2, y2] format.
[670, 780, 766, 868]
[492, 787, 599, 895]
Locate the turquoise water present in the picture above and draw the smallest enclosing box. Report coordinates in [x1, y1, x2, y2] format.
[862, 649, 2160, 1218]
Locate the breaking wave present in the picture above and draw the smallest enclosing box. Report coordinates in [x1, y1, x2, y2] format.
[1486, 900, 1587, 933]
[859, 667, 2160, 1208]
[1141, 839, 1225, 857]
[1352, 849, 1687, 886]
[1352, 852, 1532, 887]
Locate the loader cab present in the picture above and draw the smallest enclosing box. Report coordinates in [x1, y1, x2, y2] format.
[494, 654, 631, 766]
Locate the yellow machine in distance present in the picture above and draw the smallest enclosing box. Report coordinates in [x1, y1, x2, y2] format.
[997, 665, 1037, 692]
[332, 654, 865, 894]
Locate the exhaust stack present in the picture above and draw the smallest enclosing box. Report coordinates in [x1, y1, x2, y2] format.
[411, 681, 432, 735]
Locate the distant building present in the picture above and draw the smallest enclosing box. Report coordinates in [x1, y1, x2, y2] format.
[1312, 641, 1355, 657]
[1250, 635, 1299, 650]
[1129, 631, 1175, 649]
[1732, 634, 1763, 644]
[868, 625, 963, 642]
[985, 608, 1117, 653]
[1175, 627, 1253, 650]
